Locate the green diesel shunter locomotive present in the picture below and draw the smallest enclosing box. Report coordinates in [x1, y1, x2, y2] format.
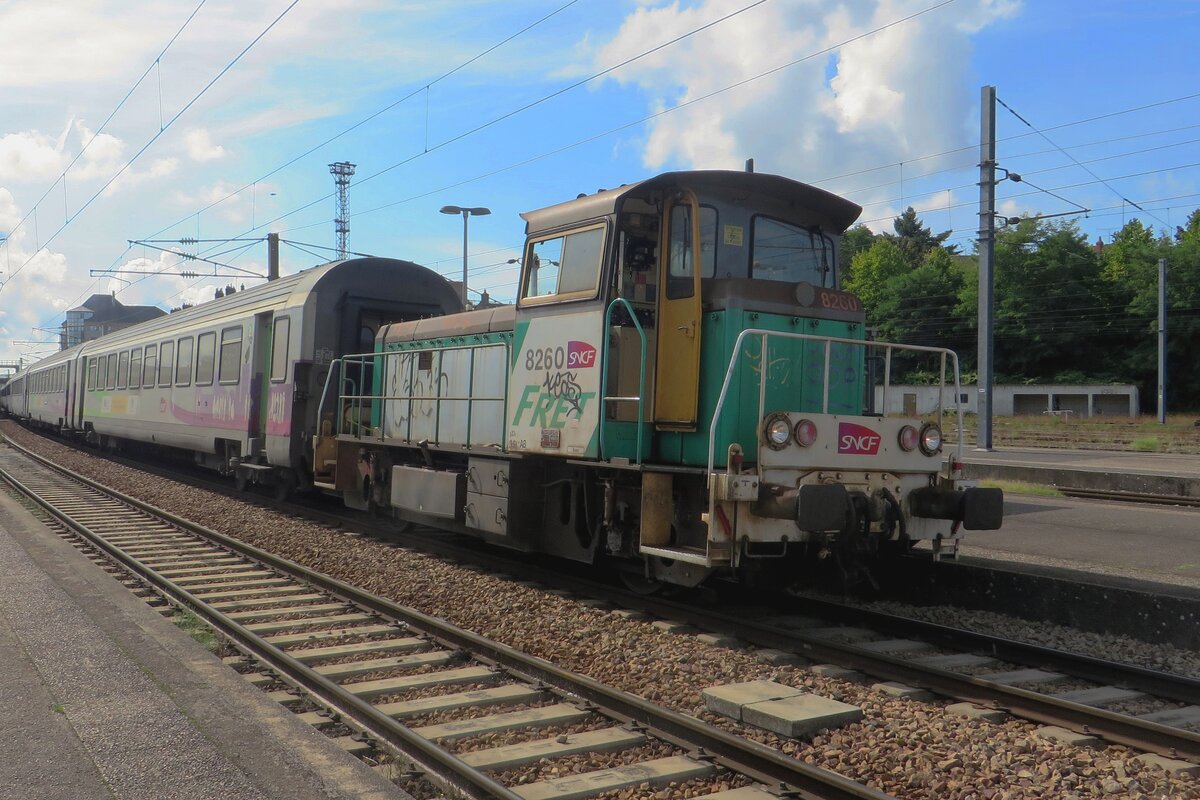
[314, 169, 1002, 588]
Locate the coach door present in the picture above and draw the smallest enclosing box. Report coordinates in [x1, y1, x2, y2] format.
[654, 192, 702, 429]
[250, 312, 272, 451]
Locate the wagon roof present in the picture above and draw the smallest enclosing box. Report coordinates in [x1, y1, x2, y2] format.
[519, 170, 862, 237]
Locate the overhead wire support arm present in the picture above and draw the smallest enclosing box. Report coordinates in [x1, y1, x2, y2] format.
[996, 93, 1170, 229]
[122, 240, 265, 277]
[89, 269, 260, 279]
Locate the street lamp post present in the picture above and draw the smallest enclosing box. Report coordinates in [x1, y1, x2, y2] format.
[440, 205, 491, 308]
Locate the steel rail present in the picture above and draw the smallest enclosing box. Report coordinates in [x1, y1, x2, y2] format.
[1057, 486, 1200, 508]
[0, 438, 892, 800]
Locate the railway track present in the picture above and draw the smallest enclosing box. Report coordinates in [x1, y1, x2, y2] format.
[1056, 486, 1200, 508]
[348, 525, 1200, 769]
[398, 528, 1200, 763]
[0, 438, 891, 800]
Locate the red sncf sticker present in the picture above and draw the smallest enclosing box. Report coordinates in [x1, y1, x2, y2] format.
[567, 340, 598, 369]
[837, 422, 882, 455]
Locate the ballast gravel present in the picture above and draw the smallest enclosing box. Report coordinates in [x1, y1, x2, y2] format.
[4, 423, 1199, 800]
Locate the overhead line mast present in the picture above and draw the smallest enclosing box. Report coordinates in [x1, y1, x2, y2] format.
[329, 162, 356, 260]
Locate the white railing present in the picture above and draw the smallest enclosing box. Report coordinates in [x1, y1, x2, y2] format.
[317, 341, 510, 450]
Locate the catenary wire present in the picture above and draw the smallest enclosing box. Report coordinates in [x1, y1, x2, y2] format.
[0, 0, 300, 295]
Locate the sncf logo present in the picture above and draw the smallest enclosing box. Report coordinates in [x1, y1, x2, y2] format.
[838, 422, 881, 455]
[567, 340, 598, 369]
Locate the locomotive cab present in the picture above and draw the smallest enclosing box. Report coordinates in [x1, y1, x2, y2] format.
[509, 170, 1001, 584]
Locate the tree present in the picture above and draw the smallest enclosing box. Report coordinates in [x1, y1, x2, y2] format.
[889, 206, 957, 265]
[841, 224, 877, 265]
[844, 238, 908, 320]
[956, 217, 1114, 384]
[873, 246, 965, 349]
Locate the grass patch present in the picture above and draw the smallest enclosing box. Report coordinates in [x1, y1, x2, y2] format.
[979, 479, 1063, 498]
[1131, 436, 1162, 452]
[51, 703, 65, 714]
[173, 609, 219, 652]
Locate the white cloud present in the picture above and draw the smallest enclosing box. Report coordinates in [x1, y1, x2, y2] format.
[591, 0, 1021, 214]
[0, 131, 66, 181]
[184, 129, 226, 162]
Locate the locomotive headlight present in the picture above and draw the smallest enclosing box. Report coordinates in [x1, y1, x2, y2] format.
[763, 413, 792, 450]
[919, 423, 943, 455]
[793, 418, 818, 447]
[898, 424, 919, 452]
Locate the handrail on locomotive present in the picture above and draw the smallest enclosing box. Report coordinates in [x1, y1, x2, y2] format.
[599, 297, 649, 465]
[318, 341, 511, 450]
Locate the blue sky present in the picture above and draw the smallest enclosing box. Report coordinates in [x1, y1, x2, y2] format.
[1, 0, 1197, 364]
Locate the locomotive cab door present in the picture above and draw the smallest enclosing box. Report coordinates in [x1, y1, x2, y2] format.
[653, 191, 702, 429]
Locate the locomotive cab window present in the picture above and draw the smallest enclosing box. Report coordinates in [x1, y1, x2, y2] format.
[175, 337, 193, 387]
[270, 317, 290, 382]
[219, 326, 242, 384]
[750, 216, 834, 286]
[158, 340, 174, 387]
[519, 224, 605, 305]
[196, 332, 216, 385]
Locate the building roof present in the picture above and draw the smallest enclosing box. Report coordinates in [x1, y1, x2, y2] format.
[67, 294, 164, 326]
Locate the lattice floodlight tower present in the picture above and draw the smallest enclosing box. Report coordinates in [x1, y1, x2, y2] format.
[329, 161, 356, 260]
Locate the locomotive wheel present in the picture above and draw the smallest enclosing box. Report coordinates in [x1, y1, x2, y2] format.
[234, 472, 250, 492]
[619, 568, 665, 595]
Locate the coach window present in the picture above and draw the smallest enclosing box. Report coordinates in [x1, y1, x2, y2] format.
[158, 340, 174, 387]
[270, 317, 290, 382]
[143, 345, 157, 388]
[219, 326, 242, 384]
[519, 224, 605, 306]
[117, 351, 130, 390]
[106, 353, 117, 390]
[176, 337, 193, 386]
[196, 332, 216, 385]
[129, 349, 142, 391]
[94, 357, 104, 391]
[750, 216, 833, 286]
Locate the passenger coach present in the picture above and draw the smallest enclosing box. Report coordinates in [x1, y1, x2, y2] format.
[3, 257, 461, 493]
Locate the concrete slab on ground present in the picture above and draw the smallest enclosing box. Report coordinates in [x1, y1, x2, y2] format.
[741, 694, 864, 738]
[703, 679, 804, 720]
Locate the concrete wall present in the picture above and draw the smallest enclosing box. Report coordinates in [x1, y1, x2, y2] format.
[874, 384, 1139, 418]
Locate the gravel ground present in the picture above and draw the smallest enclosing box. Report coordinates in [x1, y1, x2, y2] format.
[4, 423, 1199, 800]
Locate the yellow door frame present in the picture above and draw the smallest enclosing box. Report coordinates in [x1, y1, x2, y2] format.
[653, 190, 702, 428]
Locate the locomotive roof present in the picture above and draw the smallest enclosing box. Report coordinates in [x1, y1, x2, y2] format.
[520, 170, 862, 237]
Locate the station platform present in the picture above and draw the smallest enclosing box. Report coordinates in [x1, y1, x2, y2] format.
[960, 446, 1200, 499]
[0, 491, 405, 800]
